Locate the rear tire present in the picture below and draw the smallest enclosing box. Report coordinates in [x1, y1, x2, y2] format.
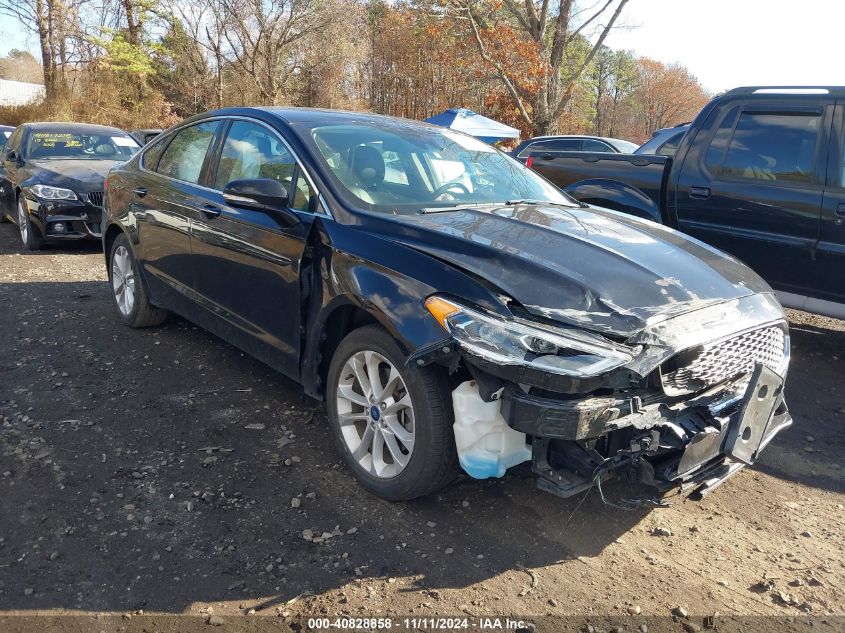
[108, 233, 168, 327]
[326, 325, 458, 500]
[17, 195, 43, 251]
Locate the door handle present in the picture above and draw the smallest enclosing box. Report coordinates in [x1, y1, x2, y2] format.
[199, 203, 222, 218]
[689, 187, 710, 200]
[132, 187, 148, 198]
[835, 203, 845, 217]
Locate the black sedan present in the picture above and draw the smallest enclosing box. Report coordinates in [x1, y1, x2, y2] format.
[102, 107, 792, 502]
[0, 122, 140, 249]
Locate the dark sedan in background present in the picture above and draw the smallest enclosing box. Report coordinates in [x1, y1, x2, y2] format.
[512, 134, 639, 161]
[101, 107, 791, 504]
[0, 122, 140, 249]
[0, 125, 12, 151]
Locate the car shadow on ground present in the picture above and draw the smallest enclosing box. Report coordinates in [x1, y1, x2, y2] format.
[0, 279, 653, 614]
[752, 321, 845, 496]
[0, 277, 842, 614]
[0, 226, 102, 256]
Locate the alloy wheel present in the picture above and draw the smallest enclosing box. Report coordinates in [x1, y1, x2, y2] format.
[111, 245, 136, 316]
[335, 350, 415, 478]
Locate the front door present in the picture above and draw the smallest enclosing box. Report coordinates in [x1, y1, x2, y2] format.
[815, 103, 845, 307]
[190, 118, 317, 379]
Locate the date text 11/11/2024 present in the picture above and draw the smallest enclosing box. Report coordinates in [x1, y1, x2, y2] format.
[306, 617, 532, 630]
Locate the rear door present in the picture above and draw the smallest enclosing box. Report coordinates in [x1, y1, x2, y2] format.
[0, 126, 24, 217]
[134, 120, 222, 312]
[189, 118, 318, 379]
[674, 97, 832, 294]
[816, 103, 845, 307]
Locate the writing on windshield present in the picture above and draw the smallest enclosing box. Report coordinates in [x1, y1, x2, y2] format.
[28, 131, 139, 160]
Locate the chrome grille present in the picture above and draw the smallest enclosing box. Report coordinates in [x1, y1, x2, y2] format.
[660, 326, 786, 396]
[87, 191, 104, 207]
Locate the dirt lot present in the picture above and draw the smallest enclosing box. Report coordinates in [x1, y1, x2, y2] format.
[0, 222, 843, 631]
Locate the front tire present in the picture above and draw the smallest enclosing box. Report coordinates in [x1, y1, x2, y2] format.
[17, 195, 43, 250]
[108, 233, 168, 327]
[326, 325, 458, 500]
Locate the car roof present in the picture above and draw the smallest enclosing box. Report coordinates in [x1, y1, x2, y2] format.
[22, 121, 132, 135]
[522, 134, 630, 143]
[726, 86, 845, 96]
[651, 123, 690, 135]
[0, 124, 14, 131]
[187, 106, 441, 130]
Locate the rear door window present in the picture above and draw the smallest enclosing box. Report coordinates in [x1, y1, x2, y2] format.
[582, 139, 615, 152]
[519, 138, 582, 156]
[156, 121, 221, 184]
[721, 111, 821, 183]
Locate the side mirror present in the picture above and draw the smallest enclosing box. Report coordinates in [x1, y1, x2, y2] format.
[223, 178, 299, 227]
[5, 149, 16, 163]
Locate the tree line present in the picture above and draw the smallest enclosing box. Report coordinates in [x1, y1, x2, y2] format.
[0, 0, 710, 142]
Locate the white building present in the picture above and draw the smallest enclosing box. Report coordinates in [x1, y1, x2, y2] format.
[0, 78, 46, 106]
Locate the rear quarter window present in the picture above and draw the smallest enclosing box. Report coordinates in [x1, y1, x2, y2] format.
[141, 134, 171, 171]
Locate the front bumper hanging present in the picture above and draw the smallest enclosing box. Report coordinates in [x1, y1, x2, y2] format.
[530, 363, 791, 499]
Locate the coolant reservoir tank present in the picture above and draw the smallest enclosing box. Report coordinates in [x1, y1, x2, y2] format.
[451, 380, 532, 479]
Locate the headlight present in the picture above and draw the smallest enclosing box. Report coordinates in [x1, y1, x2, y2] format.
[29, 184, 78, 201]
[425, 296, 636, 378]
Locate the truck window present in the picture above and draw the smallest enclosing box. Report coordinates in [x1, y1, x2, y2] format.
[703, 107, 740, 174]
[722, 112, 820, 183]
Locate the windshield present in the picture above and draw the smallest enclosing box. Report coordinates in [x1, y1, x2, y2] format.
[611, 139, 639, 153]
[0, 129, 10, 151]
[27, 130, 140, 160]
[304, 122, 575, 214]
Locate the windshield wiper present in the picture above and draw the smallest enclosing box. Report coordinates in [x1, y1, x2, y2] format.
[417, 204, 499, 215]
[505, 198, 587, 208]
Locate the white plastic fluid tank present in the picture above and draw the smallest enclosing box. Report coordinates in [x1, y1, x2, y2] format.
[451, 380, 532, 479]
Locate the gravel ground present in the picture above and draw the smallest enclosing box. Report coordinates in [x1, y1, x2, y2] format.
[0, 222, 843, 631]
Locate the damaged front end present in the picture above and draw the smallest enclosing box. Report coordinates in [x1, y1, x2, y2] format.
[420, 293, 792, 500]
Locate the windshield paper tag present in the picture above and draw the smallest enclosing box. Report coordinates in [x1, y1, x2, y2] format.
[112, 136, 138, 147]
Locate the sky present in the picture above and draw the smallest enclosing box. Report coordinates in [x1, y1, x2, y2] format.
[603, 0, 844, 93]
[1, 0, 842, 94]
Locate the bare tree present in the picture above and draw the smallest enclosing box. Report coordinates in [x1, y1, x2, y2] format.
[1, 0, 59, 97]
[218, 0, 335, 105]
[445, 0, 630, 136]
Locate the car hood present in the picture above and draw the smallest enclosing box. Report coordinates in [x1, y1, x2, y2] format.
[28, 159, 119, 191]
[388, 203, 775, 338]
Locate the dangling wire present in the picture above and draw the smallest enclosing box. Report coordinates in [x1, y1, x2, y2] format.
[592, 467, 672, 510]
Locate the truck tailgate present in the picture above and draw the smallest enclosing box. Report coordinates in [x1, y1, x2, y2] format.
[529, 152, 672, 223]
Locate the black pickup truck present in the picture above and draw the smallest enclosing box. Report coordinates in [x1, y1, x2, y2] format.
[528, 87, 845, 320]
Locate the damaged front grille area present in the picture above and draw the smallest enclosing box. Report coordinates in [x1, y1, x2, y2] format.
[660, 325, 786, 396]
